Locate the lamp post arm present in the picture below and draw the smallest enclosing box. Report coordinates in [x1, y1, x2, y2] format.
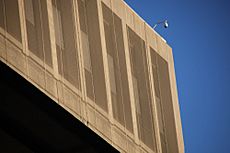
[153, 20, 168, 29]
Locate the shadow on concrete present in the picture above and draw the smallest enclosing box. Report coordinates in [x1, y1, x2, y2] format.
[0, 61, 119, 153]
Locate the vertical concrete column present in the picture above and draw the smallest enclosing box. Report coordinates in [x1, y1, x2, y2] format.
[96, 0, 114, 124]
[18, 0, 27, 55]
[18, 0, 29, 77]
[0, 0, 6, 60]
[167, 47, 184, 153]
[46, 0, 59, 79]
[122, 4, 139, 145]
[144, 24, 163, 153]
[72, 0, 88, 123]
[46, 0, 64, 105]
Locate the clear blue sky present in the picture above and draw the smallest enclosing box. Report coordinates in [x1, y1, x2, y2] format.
[124, 0, 230, 153]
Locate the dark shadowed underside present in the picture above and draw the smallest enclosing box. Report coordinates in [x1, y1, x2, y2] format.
[0, 61, 119, 153]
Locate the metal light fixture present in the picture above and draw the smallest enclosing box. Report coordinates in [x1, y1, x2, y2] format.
[153, 20, 169, 29]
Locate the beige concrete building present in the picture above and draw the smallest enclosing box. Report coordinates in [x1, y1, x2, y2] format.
[0, 0, 184, 152]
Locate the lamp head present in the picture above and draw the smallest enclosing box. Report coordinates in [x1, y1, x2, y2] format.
[164, 20, 169, 28]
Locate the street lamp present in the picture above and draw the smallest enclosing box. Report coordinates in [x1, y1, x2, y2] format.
[153, 20, 169, 29]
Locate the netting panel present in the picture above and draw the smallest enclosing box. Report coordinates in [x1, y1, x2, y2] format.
[102, 3, 133, 133]
[127, 27, 156, 151]
[4, 0, 22, 42]
[53, 0, 81, 90]
[25, 0, 53, 67]
[77, 0, 108, 112]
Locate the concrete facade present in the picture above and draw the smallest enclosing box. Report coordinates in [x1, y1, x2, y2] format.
[0, 0, 184, 152]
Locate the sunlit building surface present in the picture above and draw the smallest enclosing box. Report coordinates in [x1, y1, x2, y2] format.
[0, 0, 184, 152]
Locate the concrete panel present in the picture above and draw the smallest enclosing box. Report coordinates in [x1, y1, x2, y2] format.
[112, 126, 127, 151]
[87, 105, 96, 127]
[111, 0, 125, 19]
[80, 101, 87, 122]
[125, 6, 134, 30]
[28, 58, 45, 89]
[63, 85, 81, 116]
[95, 111, 111, 139]
[140, 148, 149, 153]
[56, 81, 64, 103]
[134, 15, 145, 40]
[6, 42, 26, 74]
[127, 138, 138, 153]
[0, 34, 6, 60]
[156, 36, 168, 61]
[45, 72, 58, 99]
[145, 24, 158, 51]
